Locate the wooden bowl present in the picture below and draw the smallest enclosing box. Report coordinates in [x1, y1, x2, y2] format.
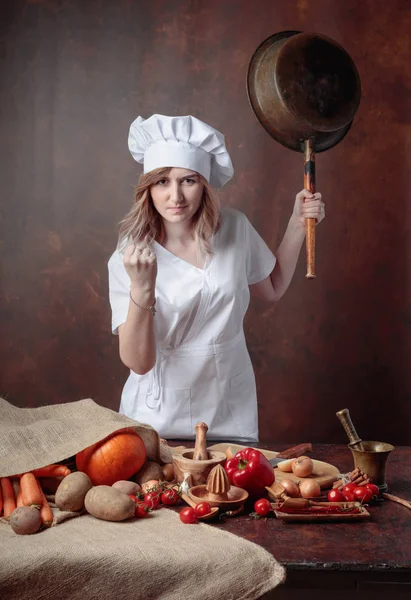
[188, 484, 249, 510]
[172, 450, 227, 486]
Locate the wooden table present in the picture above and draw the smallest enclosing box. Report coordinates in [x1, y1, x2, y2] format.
[179, 442, 411, 599]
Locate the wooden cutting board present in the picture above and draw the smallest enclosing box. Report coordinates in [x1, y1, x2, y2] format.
[207, 443, 340, 489]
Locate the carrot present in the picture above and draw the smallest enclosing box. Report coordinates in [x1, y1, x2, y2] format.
[36, 480, 53, 527]
[11, 479, 23, 507]
[20, 473, 43, 507]
[1, 477, 17, 518]
[31, 464, 71, 478]
[16, 486, 23, 508]
[11, 478, 20, 497]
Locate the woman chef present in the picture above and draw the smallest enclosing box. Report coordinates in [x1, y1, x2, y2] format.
[108, 114, 325, 442]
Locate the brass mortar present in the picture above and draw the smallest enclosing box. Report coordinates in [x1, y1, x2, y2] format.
[349, 441, 394, 492]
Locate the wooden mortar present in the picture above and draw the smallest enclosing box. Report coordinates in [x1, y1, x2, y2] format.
[172, 422, 226, 486]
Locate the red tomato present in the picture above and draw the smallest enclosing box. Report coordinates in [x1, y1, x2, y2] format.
[160, 488, 180, 506]
[194, 501, 212, 517]
[129, 496, 151, 518]
[342, 490, 356, 502]
[254, 498, 271, 516]
[179, 507, 198, 524]
[327, 488, 345, 502]
[353, 486, 373, 503]
[144, 492, 160, 510]
[364, 483, 380, 497]
[342, 483, 357, 495]
[135, 502, 151, 518]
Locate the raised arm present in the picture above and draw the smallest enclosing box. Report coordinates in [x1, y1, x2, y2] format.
[250, 189, 325, 302]
[117, 244, 157, 375]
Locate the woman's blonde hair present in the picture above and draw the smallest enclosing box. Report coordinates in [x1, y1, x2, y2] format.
[118, 167, 221, 254]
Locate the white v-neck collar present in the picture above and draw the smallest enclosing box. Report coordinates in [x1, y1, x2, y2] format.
[152, 240, 209, 272]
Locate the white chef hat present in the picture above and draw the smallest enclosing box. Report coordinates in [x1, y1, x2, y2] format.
[128, 114, 234, 188]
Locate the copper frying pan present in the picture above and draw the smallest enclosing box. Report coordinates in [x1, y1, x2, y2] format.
[247, 31, 361, 278]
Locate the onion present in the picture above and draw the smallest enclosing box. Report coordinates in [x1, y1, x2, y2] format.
[226, 447, 235, 459]
[280, 478, 300, 498]
[141, 479, 160, 493]
[162, 463, 175, 482]
[299, 479, 321, 498]
[276, 459, 294, 473]
[292, 456, 313, 478]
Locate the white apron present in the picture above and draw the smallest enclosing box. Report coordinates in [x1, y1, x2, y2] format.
[108, 208, 276, 442]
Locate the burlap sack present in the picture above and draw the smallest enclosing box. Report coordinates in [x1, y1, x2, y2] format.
[0, 397, 169, 477]
[0, 508, 285, 600]
[0, 398, 286, 599]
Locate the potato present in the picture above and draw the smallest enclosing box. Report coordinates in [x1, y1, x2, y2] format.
[55, 471, 93, 511]
[84, 486, 136, 521]
[134, 460, 163, 484]
[112, 480, 141, 495]
[10, 506, 42, 535]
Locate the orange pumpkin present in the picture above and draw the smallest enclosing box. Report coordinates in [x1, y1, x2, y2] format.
[76, 428, 146, 486]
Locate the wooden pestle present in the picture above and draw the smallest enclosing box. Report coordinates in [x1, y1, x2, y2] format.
[192, 422, 209, 460]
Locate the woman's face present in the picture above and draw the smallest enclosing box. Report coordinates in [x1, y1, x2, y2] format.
[150, 168, 204, 224]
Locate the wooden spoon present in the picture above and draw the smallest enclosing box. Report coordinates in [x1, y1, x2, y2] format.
[180, 491, 219, 520]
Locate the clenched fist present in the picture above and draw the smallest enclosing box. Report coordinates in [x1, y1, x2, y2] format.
[123, 243, 157, 292]
[292, 189, 325, 229]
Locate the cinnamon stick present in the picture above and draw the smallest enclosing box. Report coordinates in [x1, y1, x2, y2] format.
[382, 493, 411, 510]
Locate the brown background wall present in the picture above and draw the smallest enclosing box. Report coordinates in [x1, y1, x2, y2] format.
[0, 0, 410, 445]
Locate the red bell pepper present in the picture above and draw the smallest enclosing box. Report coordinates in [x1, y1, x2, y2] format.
[225, 448, 275, 496]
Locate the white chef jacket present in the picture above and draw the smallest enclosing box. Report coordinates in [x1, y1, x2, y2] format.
[108, 207, 276, 442]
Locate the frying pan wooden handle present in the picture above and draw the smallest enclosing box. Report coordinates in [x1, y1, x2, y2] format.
[336, 408, 364, 449]
[304, 139, 316, 279]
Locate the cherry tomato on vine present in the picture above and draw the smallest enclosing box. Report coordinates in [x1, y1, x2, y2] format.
[342, 483, 357, 495]
[341, 491, 356, 502]
[194, 501, 212, 517]
[160, 488, 180, 506]
[341, 483, 357, 502]
[364, 483, 380, 497]
[327, 488, 345, 502]
[135, 502, 151, 518]
[129, 495, 151, 518]
[254, 498, 271, 516]
[179, 507, 198, 524]
[353, 487, 373, 503]
[144, 492, 161, 510]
